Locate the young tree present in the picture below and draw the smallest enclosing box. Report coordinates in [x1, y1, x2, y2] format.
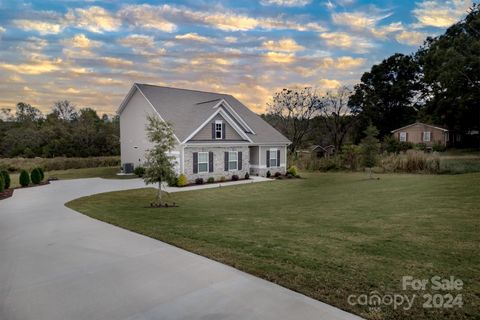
[143, 115, 177, 204]
[266, 87, 321, 153]
[52, 100, 77, 121]
[360, 125, 380, 179]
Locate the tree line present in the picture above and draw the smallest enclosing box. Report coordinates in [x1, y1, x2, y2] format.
[0, 101, 119, 158]
[265, 4, 479, 153]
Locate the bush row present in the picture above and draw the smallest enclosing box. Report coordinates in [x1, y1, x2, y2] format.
[0, 156, 120, 173]
[18, 167, 46, 187]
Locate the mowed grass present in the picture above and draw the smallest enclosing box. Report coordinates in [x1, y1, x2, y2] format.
[9, 166, 135, 188]
[66, 172, 480, 320]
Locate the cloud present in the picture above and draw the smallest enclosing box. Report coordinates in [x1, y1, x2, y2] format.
[0, 26, 5, 33]
[332, 10, 391, 30]
[319, 32, 375, 53]
[412, 0, 472, 28]
[395, 30, 427, 46]
[175, 32, 213, 43]
[118, 4, 325, 32]
[260, 0, 312, 7]
[101, 57, 133, 67]
[13, 20, 64, 35]
[262, 38, 304, 52]
[318, 79, 341, 89]
[0, 57, 62, 74]
[118, 34, 166, 57]
[66, 6, 121, 33]
[224, 36, 237, 43]
[63, 34, 101, 49]
[263, 51, 295, 63]
[118, 5, 177, 32]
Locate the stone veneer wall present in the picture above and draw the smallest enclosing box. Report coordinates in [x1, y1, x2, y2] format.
[250, 166, 286, 177]
[183, 146, 249, 182]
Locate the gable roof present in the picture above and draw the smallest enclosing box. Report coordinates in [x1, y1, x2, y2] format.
[391, 122, 448, 133]
[118, 83, 291, 145]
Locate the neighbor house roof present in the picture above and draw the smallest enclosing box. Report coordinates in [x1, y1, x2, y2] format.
[118, 83, 291, 145]
[391, 122, 448, 133]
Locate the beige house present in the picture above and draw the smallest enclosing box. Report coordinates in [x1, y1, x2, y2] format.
[391, 122, 449, 147]
[118, 83, 291, 182]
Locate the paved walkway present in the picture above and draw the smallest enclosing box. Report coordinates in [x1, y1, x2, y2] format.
[0, 178, 362, 320]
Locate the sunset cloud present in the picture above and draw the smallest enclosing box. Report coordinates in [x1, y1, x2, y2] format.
[260, 0, 312, 7]
[175, 32, 213, 42]
[395, 30, 427, 46]
[413, 0, 472, 28]
[319, 32, 375, 53]
[66, 6, 121, 33]
[263, 51, 296, 63]
[0, 57, 62, 74]
[262, 38, 305, 52]
[13, 20, 64, 34]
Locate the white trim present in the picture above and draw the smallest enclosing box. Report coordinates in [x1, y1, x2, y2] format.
[213, 99, 256, 134]
[182, 107, 253, 143]
[269, 148, 279, 168]
[228, 151, 238, 171]
[185, 142, 250, 147]
[198, 151, 209, 173]
[284, 145, 287, 168]
[116, 84, 137, 115]
[215, 121, 223, 140]
[391, 122, 448, 133]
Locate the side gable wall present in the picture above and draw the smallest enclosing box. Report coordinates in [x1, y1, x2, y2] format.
[394, 123, 447, 146]
[120, 89, 157, 167]
[189, 113, 245, 141]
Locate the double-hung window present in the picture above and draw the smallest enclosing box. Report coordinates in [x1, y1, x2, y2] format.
[215, 121, 223, 139]
[228, 151, 237, 170]
[423, 131, 431, 142]
[399, 132, 407, 142]
[270, 149, 278, 167]
[198, 152, 208, 173]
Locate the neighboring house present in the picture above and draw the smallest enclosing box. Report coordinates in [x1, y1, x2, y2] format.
[391, 122, 449, 147]
[118, 83, 291, 181]
[312, 145, 335, 158]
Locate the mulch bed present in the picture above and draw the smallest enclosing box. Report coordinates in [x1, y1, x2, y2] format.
[0, 188, 14, 200]
[0, 181, 50, 201]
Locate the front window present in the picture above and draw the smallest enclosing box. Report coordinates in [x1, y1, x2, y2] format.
[198, 152, 208, 173]
[215, 121, 223, 139]
[270, 149, 278, 167]
[423, 131, 431, 142]
[399, 132, 407, 142]
[228, 151, 237, 170]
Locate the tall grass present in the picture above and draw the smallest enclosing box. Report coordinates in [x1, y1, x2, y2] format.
[0, 156, 120, 172]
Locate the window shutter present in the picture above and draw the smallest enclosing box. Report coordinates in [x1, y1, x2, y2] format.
[209, 152, 214, 172]
[212, 123, 215, 139]
[266, 150, 270, 168]
[222, 124, 226, 140]
[193, 152, 198, 173]
[277, 150, 281, 167]
[406, 132, 408, 142]
[238, 151, 242, 170]
[224, 152, 229, 171]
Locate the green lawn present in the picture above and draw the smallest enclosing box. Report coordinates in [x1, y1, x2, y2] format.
[66, 172, 480, 320]
[9, 166, 135, 188]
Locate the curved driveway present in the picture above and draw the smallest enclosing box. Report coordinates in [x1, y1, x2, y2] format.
[0, 178, 362, 320]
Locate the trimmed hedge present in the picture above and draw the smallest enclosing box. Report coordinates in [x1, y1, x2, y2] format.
[31, 168, 42, 184]
[0, 170, 10, 189]
[0, 175, 4, 193]
[19, 170, 30, 187]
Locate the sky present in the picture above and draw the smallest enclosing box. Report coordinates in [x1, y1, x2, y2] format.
[0, 0, 474, 115]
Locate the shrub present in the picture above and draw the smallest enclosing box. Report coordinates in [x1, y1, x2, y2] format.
[274, 172, 282, 178]
[318, 157, 342, 171]
[195, 177, 204, 185]
[0, 175, 4, 193]
[31, 168, 42, 184]
[207, 177, 215, 183]
[232, 174, 239, 181]
[134, 166, 145, 177]
[432, 142, 446, 152]
[415, 143, 427, 151]
[266, 170, 271, 178]
[287, 165, 298, 176]
[19, 170, 30, 187]
[177, 174, 188, 187]
[1, 170, 10, 189]
[167, 176, 178, 187]
[286, 172, 293, 179]
[341, 145, 361, 170]
[219, 176, 226, 182]
[244, 172, 250, 179]
[36, 167, 44, 181]
[398, 142, 414, 152]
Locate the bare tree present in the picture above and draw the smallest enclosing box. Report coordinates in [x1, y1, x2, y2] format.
[52, 100, 77, 121]
[267, 87, 321, 153]
[318, 86, 357, 153]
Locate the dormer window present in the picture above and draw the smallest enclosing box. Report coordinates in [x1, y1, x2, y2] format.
[215, 120, 223, 139]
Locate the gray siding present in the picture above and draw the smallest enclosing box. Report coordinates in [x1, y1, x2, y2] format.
[190, 114, 244, 141]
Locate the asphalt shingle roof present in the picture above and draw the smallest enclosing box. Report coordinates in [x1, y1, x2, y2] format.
[135, 83, 290, 144]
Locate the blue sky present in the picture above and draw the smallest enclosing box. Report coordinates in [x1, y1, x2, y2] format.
[0, 0, 473, 114]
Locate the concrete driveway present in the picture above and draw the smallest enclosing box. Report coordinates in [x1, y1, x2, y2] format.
[0, 178, 362, 320]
